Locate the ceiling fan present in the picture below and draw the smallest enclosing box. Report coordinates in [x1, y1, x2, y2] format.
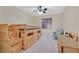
[37, 6, 47, 14]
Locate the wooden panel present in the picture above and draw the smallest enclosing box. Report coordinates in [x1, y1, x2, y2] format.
[8, 25, 19, 39]
[0, 24, 9, 52]
[0, 41, 10, 53]
[63, 46, 79, 53]
[28, 35, 34, 48]
[11, 42, 22, 53]
[0, 24, 8, 40]
[10, 38, 20, 47]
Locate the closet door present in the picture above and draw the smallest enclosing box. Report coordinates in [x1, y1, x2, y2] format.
[0, 24, 10, 52]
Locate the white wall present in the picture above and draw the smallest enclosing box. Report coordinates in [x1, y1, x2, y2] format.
[62, 6, 79, 33]
[0, 6, 37, 25]
[52, 14, 63, 32]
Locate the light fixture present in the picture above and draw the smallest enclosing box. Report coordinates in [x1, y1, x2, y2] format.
[37, 6, 47, 14]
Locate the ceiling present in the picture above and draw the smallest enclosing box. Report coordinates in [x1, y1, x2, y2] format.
[16, 6, 65, 16]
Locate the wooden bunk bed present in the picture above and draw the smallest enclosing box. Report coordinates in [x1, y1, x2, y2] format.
[0, 24, 41, 53]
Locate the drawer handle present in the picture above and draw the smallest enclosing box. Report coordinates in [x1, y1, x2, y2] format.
[19, 33, 21, 37]
[19, 29, 25, 30]
[38, 31, 40, 33]
[28, 33, 33, 36]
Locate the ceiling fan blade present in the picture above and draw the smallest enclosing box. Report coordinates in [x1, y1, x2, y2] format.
[43, 11, 45, 13]
[44, 8, 47, 10]
[39, 6, 42, 8]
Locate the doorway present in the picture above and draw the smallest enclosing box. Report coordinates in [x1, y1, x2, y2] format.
[41, 18, 52, 36]
[42, 18, 52, 29]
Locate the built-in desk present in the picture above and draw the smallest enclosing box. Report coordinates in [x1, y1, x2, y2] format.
[57, 35, 79, 53]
